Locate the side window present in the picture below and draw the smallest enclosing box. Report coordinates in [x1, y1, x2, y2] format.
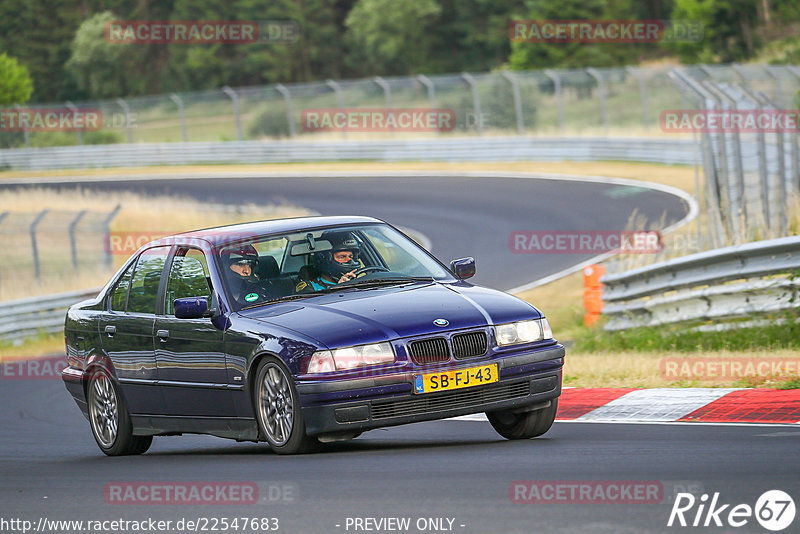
[109, 261, 135, 312]
[127, 246, 170, 315]
[165, 248, 212, 316]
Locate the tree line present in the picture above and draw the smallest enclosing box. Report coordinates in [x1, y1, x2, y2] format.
[0, 0, 798, 105]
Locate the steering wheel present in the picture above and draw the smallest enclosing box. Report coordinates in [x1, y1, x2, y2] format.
[353, 266, 390, 278]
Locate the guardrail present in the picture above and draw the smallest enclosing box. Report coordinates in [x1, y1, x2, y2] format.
[0, 288, 99, 342]
[601, 236, 800, 331]
[0, 137, 696, 171]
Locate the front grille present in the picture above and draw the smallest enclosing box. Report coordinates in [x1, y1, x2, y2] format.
[408, 337, 450, 364]
[371, 380, 531, 419]
[452, 331, 488, 359]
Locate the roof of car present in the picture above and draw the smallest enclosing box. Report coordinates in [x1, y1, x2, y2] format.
[147, 215, 384, 248]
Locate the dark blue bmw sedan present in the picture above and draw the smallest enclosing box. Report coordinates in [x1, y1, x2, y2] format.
[62, 216, 564, 455]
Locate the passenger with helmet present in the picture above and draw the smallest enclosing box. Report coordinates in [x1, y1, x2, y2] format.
[220, 244, 263, 305]
[296, 232, 362, 293]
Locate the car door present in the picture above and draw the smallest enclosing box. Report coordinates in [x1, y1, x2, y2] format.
[154, 246, 233, 417]
[98, 246, 169, 415]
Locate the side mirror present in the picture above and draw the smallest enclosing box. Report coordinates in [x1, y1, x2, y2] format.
[450, 257, 476, 280]
[174, 297, 209, 319]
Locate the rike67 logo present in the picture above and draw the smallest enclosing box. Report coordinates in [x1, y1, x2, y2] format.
[668, 490, 796, 531]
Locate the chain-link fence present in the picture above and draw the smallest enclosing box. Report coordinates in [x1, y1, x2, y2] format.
[606, 64, 800, 275]
[4, 64, 797, 148]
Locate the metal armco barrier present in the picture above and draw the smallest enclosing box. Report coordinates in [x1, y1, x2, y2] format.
[601, 236, 800, 331]
[0, 137, 696, 171]
[0, 288, 99, 342]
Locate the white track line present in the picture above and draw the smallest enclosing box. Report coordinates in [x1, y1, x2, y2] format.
[577, 388, 742, 422]
[0, 169, 699, 293]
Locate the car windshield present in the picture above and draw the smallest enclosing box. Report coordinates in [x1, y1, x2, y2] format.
[215, 223, 455, 310]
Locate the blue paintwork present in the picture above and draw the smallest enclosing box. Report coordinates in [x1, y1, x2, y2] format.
[62, 216, 563, 443]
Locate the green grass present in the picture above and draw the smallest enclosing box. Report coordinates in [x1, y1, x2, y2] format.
[574, 311, 800, 353]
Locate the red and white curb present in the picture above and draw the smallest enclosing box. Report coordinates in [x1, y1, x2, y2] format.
[453, 388, 800, 424]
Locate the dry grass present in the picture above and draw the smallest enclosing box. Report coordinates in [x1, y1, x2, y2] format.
[0, 335, 64, 362]
[564, 349, 800, 388]
[0, 187, 309, 301]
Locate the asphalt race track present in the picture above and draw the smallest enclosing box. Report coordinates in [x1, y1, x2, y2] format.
[2, 379, 799, 533]
[0, 173, 690, 291]
[2, 174, 798, 533]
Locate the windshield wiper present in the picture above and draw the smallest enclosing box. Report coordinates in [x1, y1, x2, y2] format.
[321, 276, 435, 292]
[240, 293, 315, 309]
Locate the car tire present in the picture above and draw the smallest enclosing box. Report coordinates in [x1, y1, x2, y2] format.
[254, 357, 318, 455]
[487, 399, 558, 440]
[87, 367, 152, 456]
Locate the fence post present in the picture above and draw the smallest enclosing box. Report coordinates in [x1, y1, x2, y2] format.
[699, 64, 716, 81]
[65, 101, 83, 145]
[626, 66, 649, 129]
[373, 76, 394, 135]
[416, 75, 438, 135]
[222, 86, 243, 141]
[417, 75, 436, 110]
[13, 104, 29, 148]
[762, 65, 783, 106]
[461, 72, 483, 136]
[730, 63, 749, 90]
[275, 84, 296, 138]
[30, 209, 49, 282]
[544, 69, 564, 133]
[69, 209, 88, 273]
[115, 98, 133, 143]
[755, 91, 788, 236]
[326, 79, 346, 139]
[699, 83, 733, 242]
[169, 93, 188, 142]
[501, 71, 524, 135]
[787, 67, 800, 192]
[703, 81, 752, 241]
[586, 68, 608, 135]
[103, 205, 121, 270]
[670, 68, 727, 246]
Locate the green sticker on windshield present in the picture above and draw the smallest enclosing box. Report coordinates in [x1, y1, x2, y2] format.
[245, 292, 259, 302]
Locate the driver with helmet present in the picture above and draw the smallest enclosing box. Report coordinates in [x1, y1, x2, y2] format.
[220, 243, 263, 305]
[296, 232, 361, 293]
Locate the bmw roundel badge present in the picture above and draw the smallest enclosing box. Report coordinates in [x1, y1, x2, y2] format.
[433, 318, 449, 327]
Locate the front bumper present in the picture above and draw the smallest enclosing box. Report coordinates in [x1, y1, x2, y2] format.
[299, 344, 564, 436]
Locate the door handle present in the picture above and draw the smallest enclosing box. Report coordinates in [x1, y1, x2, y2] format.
[157, 329, 170, 341]
[104, 325, 116, 337]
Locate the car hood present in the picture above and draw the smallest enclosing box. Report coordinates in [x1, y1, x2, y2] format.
[240, 282, 540, 348]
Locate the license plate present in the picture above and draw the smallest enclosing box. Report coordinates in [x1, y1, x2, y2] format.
[413, 363, 498, 394]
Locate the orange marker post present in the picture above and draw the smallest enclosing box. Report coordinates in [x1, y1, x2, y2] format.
[583, 264, 605, 327]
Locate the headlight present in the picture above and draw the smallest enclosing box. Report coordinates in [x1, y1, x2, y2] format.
[494, 319, 552, 346]
[307, 342, 395, 373]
